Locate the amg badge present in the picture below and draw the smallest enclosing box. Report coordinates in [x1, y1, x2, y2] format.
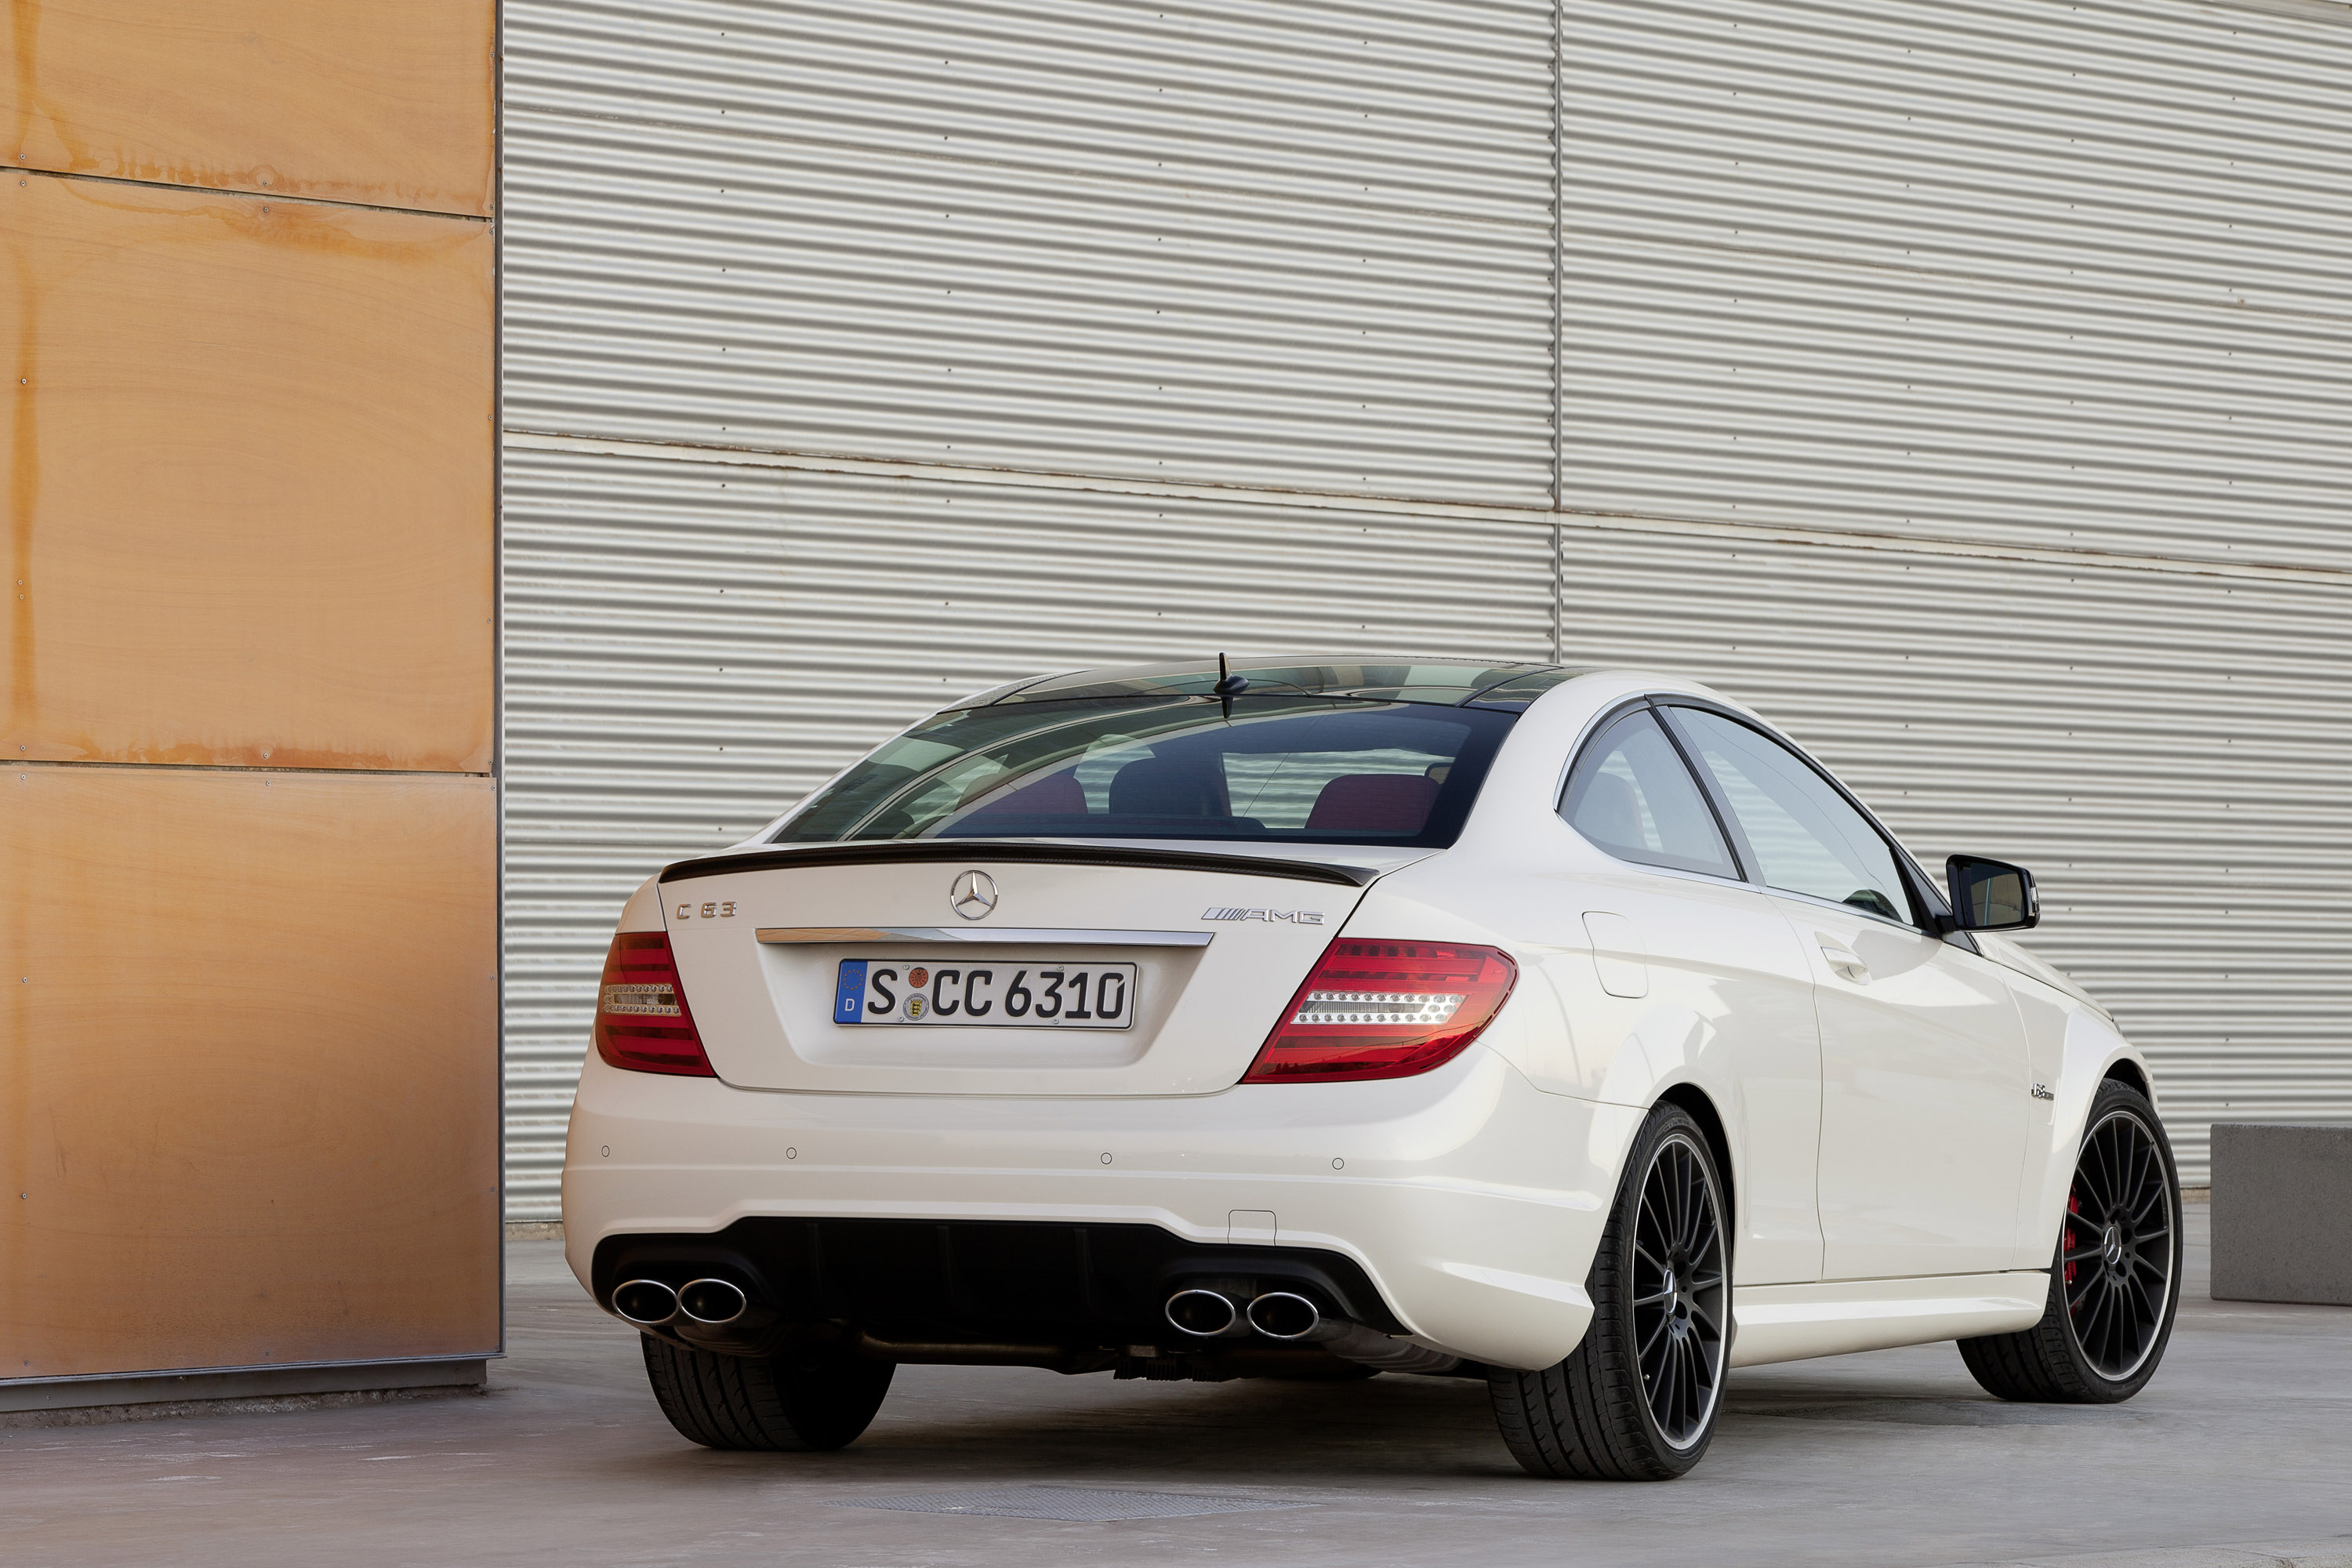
[1202, 907, 1324, 925]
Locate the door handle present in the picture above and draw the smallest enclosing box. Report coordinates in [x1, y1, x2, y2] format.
[1817, 940, 1871, 985]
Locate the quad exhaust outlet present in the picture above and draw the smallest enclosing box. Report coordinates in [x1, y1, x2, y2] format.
[1163, 1287, 1252, 1338]
[1162, 1286, 1464, 1375]
[612, 1278, 680, 1326]
[1166, 1287, 1344, 1343]
[1244, 1290, 1334, 1341]
[678, 1278, 749, 1325]
[612, 1276, 750, 1327]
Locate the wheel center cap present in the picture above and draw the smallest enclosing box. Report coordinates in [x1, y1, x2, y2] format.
[2101, 1224, 2125, 1267]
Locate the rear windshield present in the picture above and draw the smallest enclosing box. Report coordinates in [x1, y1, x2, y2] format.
[774, 695, 1517, 848]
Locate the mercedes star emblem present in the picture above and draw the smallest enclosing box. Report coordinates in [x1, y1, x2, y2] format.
[949, 869, 999, 921]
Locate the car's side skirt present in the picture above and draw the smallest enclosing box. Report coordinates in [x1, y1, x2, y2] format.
[1730, 1272, 2048, 1367]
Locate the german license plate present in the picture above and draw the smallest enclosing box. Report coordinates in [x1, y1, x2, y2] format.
[833, 960, 1138, 1029]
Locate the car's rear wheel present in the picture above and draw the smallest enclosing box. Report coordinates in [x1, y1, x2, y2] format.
[641, 1334, 895, 1450]
[1959, 1078, 2180, 1403]
[1490, 1102, 1730, 1479]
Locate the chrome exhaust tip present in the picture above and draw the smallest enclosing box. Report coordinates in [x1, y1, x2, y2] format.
[612, 1278, 681, 1326]
[1244, 1290, 1327, 1341]
[677, 1277, 749, 1326]
[1164, 1288, 1248, 1339]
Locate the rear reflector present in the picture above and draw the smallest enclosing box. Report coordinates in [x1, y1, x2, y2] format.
[1242, 939, 1517, 1084]
[593, 931, 715, 1077]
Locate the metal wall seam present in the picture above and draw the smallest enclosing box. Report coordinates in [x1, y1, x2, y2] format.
[1556, 233, 2352, 572]
[494, 0, 511, 1275]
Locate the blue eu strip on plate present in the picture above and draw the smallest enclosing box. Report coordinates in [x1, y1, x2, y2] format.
[833, 960, 869, 1023]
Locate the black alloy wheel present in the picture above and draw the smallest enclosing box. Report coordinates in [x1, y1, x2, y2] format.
[1961, 1078, 2181, 1403]
[1632, 1131, 1730, 1446]
[1490, 1102, 1730, 1479]
[2063, 1104, 2176, 1378]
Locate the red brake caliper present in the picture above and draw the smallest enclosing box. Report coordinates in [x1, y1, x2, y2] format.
[2064, 1192, 2082, 1290]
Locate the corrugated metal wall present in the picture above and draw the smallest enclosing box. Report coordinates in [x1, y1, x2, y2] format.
[501, 0, 2350, 1213]
[1552, 0, 2352, 1186]
[503, 0, 1556, 503]
[1557, 0, 2351, 568]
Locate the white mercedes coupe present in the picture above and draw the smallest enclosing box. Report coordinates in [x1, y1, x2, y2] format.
[564, 659, 2180, 1479]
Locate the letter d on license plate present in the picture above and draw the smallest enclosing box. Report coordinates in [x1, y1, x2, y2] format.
[834, 959, 1136, 1029]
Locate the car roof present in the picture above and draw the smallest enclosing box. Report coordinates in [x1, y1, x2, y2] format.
[965, 656, 1605, 710]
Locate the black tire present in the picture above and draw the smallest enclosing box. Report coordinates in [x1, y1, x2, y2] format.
[1959, 1079, 2181, 1404]
[1490, 1102, 1730, 1480]
[641, 1334, 895, 1451]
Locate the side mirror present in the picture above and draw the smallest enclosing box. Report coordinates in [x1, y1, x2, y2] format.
[1946, 855, 2039, 931]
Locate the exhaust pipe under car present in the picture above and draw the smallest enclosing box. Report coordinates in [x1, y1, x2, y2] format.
[1241, 1291, 1466, 1375]
[1244, 1290, 1338, 1341]
[1163, 1287, 1252, 1338]
[612, 1278, 681, 1325]
[677, 1277, 749, 1325]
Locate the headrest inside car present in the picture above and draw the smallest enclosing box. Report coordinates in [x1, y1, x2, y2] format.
[1109, 757, 1231, 819]
[1305, 772, 1440, 833]
[966, 771, 1087, 818]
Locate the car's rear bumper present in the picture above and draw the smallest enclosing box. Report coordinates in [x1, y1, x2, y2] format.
[561, 1047, 1636, 1370]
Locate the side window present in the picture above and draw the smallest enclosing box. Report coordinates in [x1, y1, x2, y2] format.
[1666, 707, 1912, 924]
[1561, 709, 1738, 879]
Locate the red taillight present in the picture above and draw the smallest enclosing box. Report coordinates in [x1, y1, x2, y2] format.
[1242, 939, 1518, 1084]
[593, 931, 715, 1077]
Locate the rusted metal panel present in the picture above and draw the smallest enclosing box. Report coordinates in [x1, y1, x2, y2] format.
[2, 171, 493, 771]
[2, 0, 495, 215]
[0, 767, 499, 1380]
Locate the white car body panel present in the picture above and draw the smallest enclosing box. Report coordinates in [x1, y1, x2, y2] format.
[1348, 847, 1826, 1289]
[565, 1046, 1634, 1370]
[566, 666, 2154, 1374]
[661, 855, 1371, 1096]
[1791, 892, 2034, 1279]
[1729, 1274, 2048, 1367]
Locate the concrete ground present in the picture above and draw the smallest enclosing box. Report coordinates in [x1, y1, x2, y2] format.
[4, 1201, 2348, 1568]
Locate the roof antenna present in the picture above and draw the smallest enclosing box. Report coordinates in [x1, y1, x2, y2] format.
[1213, 652, 1250, 720]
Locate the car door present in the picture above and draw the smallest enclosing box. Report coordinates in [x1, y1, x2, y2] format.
[1661, 705, 2031, 1280]
[1556, 704, 1825, 1287]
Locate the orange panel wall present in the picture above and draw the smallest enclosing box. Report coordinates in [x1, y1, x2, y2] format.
[2, 172, 493, 770]
[2, 770, 499, 1376]
[2, 0, 495, 214]
[2, 5, 496, 1389]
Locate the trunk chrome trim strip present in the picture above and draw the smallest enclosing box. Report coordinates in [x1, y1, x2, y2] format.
[659, 840, 1385, 887]
[757, 926, 1214, 948]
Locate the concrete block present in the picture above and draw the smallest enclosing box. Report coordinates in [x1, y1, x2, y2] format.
[2209, 1123, 2352, 1305]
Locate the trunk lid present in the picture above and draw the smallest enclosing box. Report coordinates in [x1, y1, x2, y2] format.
[660, 840, 1420, 1095]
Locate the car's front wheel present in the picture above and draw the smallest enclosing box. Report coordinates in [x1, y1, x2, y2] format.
[1490, 1101, 1730, 1479]
[641, 1334, 895, 1450]
[1959, 1078, 2181, 1403]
